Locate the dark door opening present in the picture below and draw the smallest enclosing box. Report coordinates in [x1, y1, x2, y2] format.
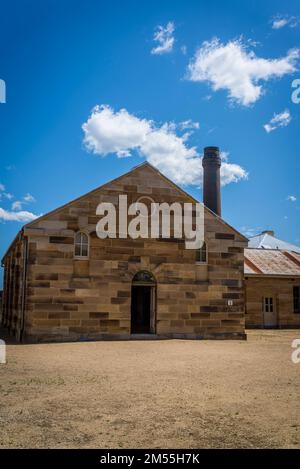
[131, 286, 152, 334]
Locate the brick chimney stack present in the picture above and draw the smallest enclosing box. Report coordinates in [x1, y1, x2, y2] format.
[202, 146, 221, 217]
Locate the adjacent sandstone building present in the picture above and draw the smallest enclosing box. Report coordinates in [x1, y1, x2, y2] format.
[1, 148, 247, 342]
[245, 248, 300, 328]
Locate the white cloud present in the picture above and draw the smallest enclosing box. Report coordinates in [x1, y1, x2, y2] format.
[271, 15, 299, 30]
[187, 38, 299, 106]
[272, 18, 289, 29]
[0, 207, 39, 222]
[3, 192, 13, 200]
[83, 105, 150, 158]
[0, 181, 37, 220]
[82, 105, 248, 187]
[151, 22, 175, 55]
[220, 151, 229, 162]
[240, 226, 262, 237]
[181, 45, 187, 55]
[202, 95, 212, 101]
[23, 193, 36, 203]
[178, 119, 200, 131]
[220, 162, 248, 185]
[263, 109, 291, 133]
[287, 195, 297, 202]
[12, 200, 22, 211]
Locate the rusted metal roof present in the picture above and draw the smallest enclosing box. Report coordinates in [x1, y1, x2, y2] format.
[244, 248, 300, 276]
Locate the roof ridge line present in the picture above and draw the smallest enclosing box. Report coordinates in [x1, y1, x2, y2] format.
[283, 251, 300, 268]
[244, 256, 263, 274]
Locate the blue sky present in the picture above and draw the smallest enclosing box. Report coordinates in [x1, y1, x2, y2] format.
[0, 0, 300, 285]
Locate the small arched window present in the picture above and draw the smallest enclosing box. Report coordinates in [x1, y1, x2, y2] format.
[74, 232, 89, 257]
[196, 242, 207, 263]
[132, 270, 156, 284]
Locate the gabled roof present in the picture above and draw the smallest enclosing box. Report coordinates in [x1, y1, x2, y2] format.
[248, 232, 300, 254]
[25, 161, 247, 240]
[2, 161, 247, 262]
[244, 248, 300, 277]
[24, 162, 196, 229]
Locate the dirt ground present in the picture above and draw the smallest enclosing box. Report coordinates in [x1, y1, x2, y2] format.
[0, 329, 300, 449]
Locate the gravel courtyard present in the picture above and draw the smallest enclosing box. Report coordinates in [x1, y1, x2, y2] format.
[0, 330, 300, 449]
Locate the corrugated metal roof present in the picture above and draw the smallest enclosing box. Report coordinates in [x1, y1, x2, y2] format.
[244, 248, 300, 276]
[248, 232, 300, 253]
[244, 263, 256, 275]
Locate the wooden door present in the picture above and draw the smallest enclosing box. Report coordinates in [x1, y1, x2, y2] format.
[263, 297, 277, 327]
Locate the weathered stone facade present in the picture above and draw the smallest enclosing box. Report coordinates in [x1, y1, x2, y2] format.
[1, 163, 247, 342]
[1, 232, 27, 341]
[245, 276, 300, 328]
[244, 248, 300, 328]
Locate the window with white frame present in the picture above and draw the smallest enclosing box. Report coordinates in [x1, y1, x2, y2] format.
[263, 297, 274, 313]
[74, 232, 89, 257]
[196, 241, 207, 263]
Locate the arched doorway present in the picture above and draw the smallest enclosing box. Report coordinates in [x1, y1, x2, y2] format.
[131, 271, 156, 334]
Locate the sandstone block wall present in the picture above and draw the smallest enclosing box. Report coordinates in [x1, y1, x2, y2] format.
[245, 276, 300, 328]
[2, 165, 247, 342]
[1, 233, 26, 341]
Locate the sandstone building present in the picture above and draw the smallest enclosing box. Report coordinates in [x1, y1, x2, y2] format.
[2, 146, 299, 342]
[1, 147, 248, 342]
[244, 246, 300, 328]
